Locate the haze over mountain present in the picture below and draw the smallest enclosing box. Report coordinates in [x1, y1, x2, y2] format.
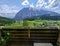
[0, 13, 16, 18]
[14, 7, 60, 20]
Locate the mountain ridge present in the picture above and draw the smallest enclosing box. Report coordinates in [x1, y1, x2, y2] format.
[14, 7, 60, 20]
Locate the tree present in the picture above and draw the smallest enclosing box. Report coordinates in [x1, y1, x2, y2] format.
[23, 20, 28, 27]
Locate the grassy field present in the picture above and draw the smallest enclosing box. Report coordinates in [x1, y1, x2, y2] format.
[2, 20, 60, 29]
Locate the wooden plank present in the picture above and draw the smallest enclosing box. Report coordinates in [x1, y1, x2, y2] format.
[0, 29, 59, 46]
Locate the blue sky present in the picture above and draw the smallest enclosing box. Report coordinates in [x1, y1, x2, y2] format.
[0, 0, 60, 18]
[0, 0, 23, 12]
[0, 0, 38, 11]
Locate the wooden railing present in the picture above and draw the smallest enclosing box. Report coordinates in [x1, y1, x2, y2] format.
[0, 28, 59, 46]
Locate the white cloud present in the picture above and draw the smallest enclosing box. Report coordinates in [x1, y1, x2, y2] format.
[36, 0, 44, 8]
[21, 0, 60, 14]
[29, 3, 35, 8]
[45, 0, 59, 9]
[56, 10, 60, 14]
[21, 0, 29, 6]
[48, 0, 52, 3]
[36, 0, 48, 9]
[47, 6, 60, 14]
[21, 0, 60, 10]
[36, 0, 59, 9]
[0, 4, 19, 13]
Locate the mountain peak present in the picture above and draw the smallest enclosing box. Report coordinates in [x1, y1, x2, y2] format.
[14, 7, 60, 20]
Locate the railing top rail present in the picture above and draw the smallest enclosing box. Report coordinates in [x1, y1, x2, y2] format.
[0, 27, 59, 29]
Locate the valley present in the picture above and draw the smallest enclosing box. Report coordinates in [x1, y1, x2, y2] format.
[0, 8, 60, 29]
[2, 20, 60, 29]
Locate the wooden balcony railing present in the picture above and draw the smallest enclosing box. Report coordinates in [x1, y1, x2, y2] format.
[0, 28, 59, 46]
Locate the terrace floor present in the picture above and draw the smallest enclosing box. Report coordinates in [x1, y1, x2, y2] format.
[34, 43, 53, 46]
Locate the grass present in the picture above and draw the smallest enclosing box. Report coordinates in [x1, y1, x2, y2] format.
[1, 20, 60, 29]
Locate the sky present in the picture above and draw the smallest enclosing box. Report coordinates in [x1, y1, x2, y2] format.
[0, 0, 60, 18]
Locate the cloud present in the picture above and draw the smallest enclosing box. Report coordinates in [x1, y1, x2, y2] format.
[21, 0, 59, 9]
[21, 0, 29, 6]
[29, 3, 35, 8]
[0, 4, 19, 13]
[35, 0, 60, 10]
[48, 0, 52, 3]
[49, 7, 60, 14]
[45, 0, 59, 9]
[36, 0, 47, 9]
[21, 0, 60, 14]
[36, 0, 44, 8]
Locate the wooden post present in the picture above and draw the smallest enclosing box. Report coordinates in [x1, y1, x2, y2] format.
[28, 29, 30, 39]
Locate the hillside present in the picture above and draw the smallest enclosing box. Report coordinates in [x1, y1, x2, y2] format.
[14, 8, 60, 20]
[0, 16, 15, 26]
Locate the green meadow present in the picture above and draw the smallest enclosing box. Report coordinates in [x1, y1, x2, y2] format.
[0, 16, 60, 29]
[3, 20, 60, 29]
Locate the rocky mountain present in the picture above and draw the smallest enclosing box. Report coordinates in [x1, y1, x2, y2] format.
[14, 7, 60, 20]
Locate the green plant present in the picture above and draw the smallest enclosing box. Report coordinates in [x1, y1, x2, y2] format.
[0, 31, 10, 46]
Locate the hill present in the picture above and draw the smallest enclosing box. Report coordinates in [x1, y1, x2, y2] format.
[0, 16, 15, 26]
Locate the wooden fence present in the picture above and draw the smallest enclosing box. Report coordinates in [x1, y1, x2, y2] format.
[0, 28, 59, 46]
